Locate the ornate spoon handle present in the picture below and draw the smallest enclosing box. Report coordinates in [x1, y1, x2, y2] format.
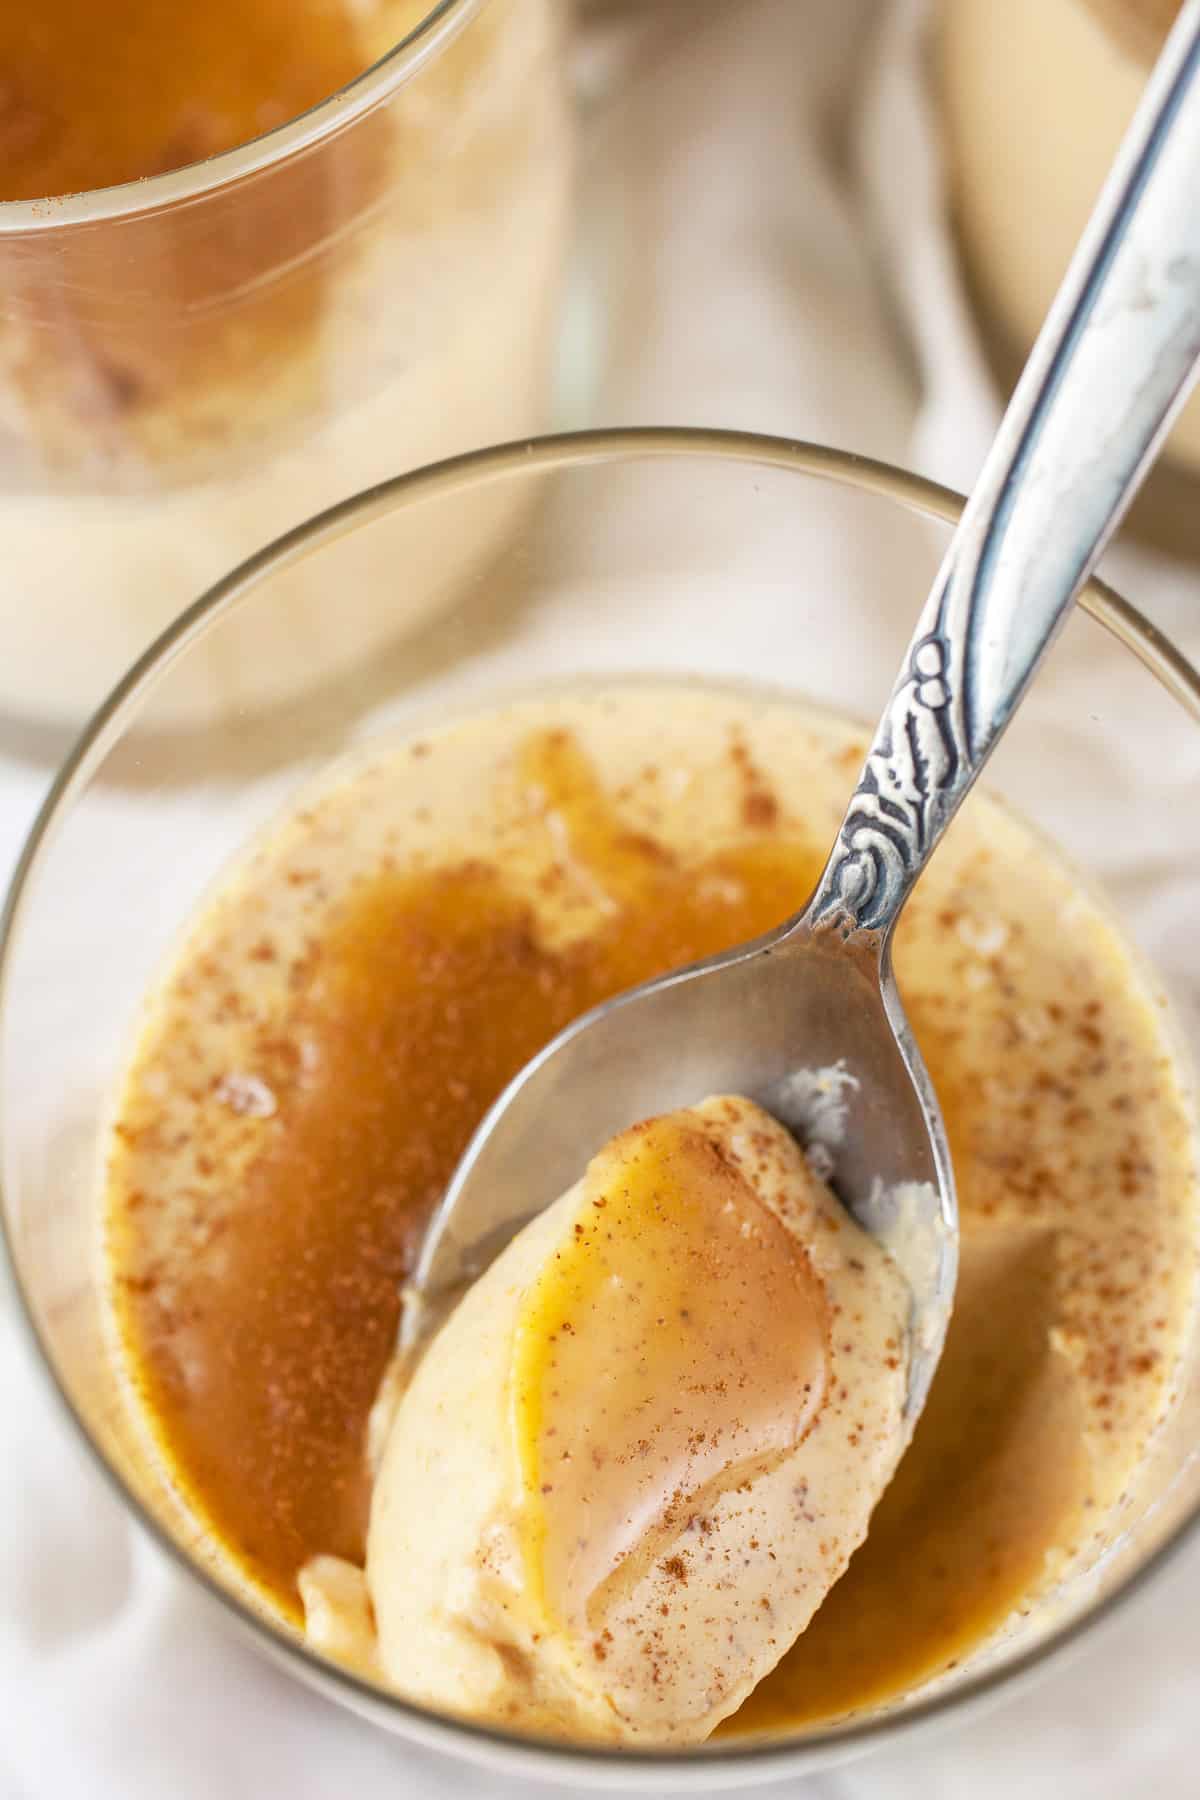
[807, 1, 1200, 939]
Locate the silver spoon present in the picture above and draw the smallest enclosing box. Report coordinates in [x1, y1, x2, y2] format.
[405, 3, 1200, 1417]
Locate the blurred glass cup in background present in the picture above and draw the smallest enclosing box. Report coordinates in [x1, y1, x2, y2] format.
[0, 0, 573, 735]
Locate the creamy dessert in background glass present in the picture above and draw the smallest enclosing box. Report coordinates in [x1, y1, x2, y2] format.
[4, 434, 1200, 1783]
[0, 0, 572, 730]
[937, 0, 1200, 556]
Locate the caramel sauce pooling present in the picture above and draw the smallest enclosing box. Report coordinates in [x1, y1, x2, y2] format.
[514, 1117, 828, 1629]
[0, 0, 367, 200]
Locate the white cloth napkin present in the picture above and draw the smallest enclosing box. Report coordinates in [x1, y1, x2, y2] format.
[3, 3, 1200, 1795]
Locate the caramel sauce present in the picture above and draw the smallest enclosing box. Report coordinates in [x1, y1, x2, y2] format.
[112, 816, 826, 1608]
[109, 706, 1192, 1732]
[514, 1117, 829, 1630]
[0, 0, 393, 482]
[0, 0, 367, 201]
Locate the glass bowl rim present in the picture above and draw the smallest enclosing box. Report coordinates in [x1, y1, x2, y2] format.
[0, 0, 480, 233]
[3, 425, 1200, 1785]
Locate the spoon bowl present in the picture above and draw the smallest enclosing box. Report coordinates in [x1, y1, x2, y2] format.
[407, 905, 954, 1416]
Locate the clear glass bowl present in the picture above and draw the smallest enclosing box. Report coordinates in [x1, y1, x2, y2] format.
[0, 0, 572, 738]
[3, 429, 1199, 1788]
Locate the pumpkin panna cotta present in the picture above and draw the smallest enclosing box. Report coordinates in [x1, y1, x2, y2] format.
[104, 684, 1200, 1745]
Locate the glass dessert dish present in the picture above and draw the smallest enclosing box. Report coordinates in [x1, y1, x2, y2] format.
[2, 429, 1199, 1787]
[0, 0, 573, 740]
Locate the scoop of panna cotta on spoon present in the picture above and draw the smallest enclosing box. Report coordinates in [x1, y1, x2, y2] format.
[301, 5, 1200, 1746]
